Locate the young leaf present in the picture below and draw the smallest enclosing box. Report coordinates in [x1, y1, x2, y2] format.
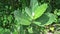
[25, 7, 32, 19]
[34, 3, 48, 19]
[28, 27, 33, 33]
[30, 0, 38, 9]
[30, 0, 38, 13]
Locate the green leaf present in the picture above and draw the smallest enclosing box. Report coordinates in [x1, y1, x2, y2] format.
[25, 7, 32, 19]
[30, 0, 38, 10]
[27, 27, 33, 33]
[14, 10, 31, 25]
[57, 9, 60, 16]
[19, 18, 31, 25]
[44, 13, 56, 25]
[30, 0, 39, 16]
[33, 21, 41, 26]
[34, 13, 56, 26]
[34, 3, 48, 19]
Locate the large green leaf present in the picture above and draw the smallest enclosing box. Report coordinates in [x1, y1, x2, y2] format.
[30, 0, 39, 18]
[14, 10, 31, 25]
[34, 13, 56, 26]
[34, 3, 48, 19]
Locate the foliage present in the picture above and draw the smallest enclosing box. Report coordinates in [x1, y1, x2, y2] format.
[0, 0, 60, 34]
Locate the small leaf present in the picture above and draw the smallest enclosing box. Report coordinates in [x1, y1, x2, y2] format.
[57, 9, 60, 16]
[45, 13, 56, 25]
[30, 0, 38, 10]
[28, 27, 33, 33]
[19, 18, 31, 25]
[25, 7, 32, 19]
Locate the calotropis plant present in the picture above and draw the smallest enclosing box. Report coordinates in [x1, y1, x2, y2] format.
[14, 0, 56, 26]
[0, 0, 60, 34]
